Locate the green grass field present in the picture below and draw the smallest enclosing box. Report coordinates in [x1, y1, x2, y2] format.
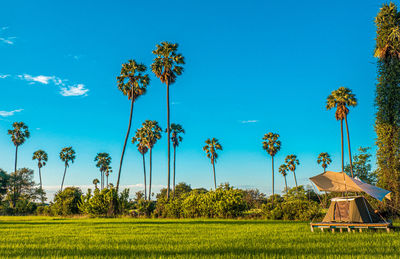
[0, 217, 398, 258]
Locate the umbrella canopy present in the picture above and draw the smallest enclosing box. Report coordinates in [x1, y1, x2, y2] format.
[310, 171, 391, 201]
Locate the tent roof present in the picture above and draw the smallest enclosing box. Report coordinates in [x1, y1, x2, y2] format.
[310, 171, 391, 201]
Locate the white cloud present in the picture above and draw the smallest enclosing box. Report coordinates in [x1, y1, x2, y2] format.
[60, 84, 89, 96]
[0, 37, 15, 45]
[240, 120, 259, 124]
[18, 74, 61, 85]
[0, 74, 10, 79]
[0, 109, 23, 117]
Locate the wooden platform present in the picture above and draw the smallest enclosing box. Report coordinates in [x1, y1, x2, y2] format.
[310, 222, 393, 233]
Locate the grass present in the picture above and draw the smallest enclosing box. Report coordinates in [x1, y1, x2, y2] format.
[0, 217, 399, 258]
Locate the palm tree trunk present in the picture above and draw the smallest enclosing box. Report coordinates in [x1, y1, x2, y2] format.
[142, 152, 147, 200]
[340, 119, 344, 172]
[61, 165, 67, 191]
[293, 170, 298, 187]
[173, 145, 176, 196]
[271, 156, 275, 204]
[344, 115, 353, 177]
[284, 175, 288, 194]
[14, 145, 18, 173]
[106, 175, 109, 188]
[13, 145, 18, 207]
[116, 97, 135, 193]
[39, 166, 44, 203]
[212, 160, 216, 189]
[149, 147, 153, 201]
[166, 81, 171, 200]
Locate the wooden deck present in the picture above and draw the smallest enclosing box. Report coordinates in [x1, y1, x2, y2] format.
[310, 222, 393, 233]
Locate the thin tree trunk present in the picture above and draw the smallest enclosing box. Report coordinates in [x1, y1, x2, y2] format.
[284, 175, 288, 193]
[149, 148, 153, 201]
[116, 97, 135, 193]
[212, 160, 216, 189]
[344, 115, 353, 177]
[293, 170, 298, 187]
[271, 156, 274, 204]
[142, 152, 147, 200]
[323, 166, 326, 173]
[106, 175, 108, 188]
[173, 145, 176, 196]
[14, 145, 18, 173]
[39, 166, 43, 203]
[166, 81, 171, 200]
[13, 145, 18, 207]
[340, 119, 344, 172]
[61, 165, 67, 191]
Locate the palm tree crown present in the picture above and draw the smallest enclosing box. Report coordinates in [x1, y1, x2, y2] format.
[317, 152, 332, 172]
[285, 155, 300, 172]
[326, 87, 357, 120]
[203, 138, 223, 164]
[141, 120, 162, 148]
[262, 133, 281, 156]
[8, 122, 30, 147]
[170, 123, 185, 148]
[151, 42, 185, 84]
[117, 60, 150, 101]
[94, 153, 112, 174]
[60, 147, 76, 167]
[278, 164, 288, 177]
[33, 150, 48, 168]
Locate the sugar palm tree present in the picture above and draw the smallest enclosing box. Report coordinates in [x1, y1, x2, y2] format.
[93, 178, 100, 189]
[262, 132, 281, 202]
[116, 59, 150, 192]
[132, 127, 149, 199]
[32, 150, 48, 203]
[285, 154, 300, 187]
[8, 122, 30, 207]
[317, 152, 332, 173]
[278, 164, 289, 193]
[203, 138, 223, 189]
[105, 167, 112, 188]
[168, 123, 185, 194]
[94, 153, 112, 190]
[59, 147, 76, 191]
[8, 122, 30, 173]
[326, 87, 357, 176]
[137, 120, 162, 200]
[151, 42, 185, 199]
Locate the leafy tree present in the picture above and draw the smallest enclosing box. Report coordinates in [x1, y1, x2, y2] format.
[374, 2, 400, 209]
[203, 138, 223, 189]
[278, 164, 289, 193]
[32, 150, 48, 203]
[152, 42, 185, 199]
[285, 155, 300, 187]
[345, 147, 377, 184]
[133, 120, 162, 200]
[116, 60, 150, 192]
[168, 123, 185, 194]
[132, 127, 149, 199]
[0, 169, 9, 197]
[51, 187, 82, 216]
[8, 122, 30, 207]
[326, 87, 357, 176]
[317, 152, 332, 172]
[59, 147, 76, 191]
[94, 152, 112, 190]
[262, 132, 281, 202]
[93, 178, 100, 189]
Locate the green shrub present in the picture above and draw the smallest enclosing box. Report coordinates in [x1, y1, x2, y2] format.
[51, 187, 82, 216]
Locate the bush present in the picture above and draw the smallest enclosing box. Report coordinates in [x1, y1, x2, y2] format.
[50, 187, 82, 216]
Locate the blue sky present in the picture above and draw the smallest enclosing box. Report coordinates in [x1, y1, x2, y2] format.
[0, 0, 387, 198]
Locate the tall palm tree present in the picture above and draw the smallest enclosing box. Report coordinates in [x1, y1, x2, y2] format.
[105, 167, 112, 188]
[132, 127, 149, 199]
[168, 123, 185, 194]
[317, 152, 332, 173]
[278, 164, 289, 193]
[136, 120, 162, 200]
[285, 154, 300, 187]
[93, 178, 100, 189]
[116, 59, 150, 193]
[8, 122, 30, 173]
[151, 42, 185, 199]
[94, 153, 112, 190]
[32, 150, 48, 203]
[59, 147, 76, 191]
[326, 87, 357, 176]
[8, 122, 30, 207]
[203, 138, 223, 189]
[262, 132, 281, 203]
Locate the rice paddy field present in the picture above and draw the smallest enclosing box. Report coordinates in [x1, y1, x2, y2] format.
[0, 217, 399, 258]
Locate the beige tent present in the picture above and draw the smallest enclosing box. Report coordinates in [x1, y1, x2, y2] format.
[322, 196, 381, 223]
[310, 171, 391, 201]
